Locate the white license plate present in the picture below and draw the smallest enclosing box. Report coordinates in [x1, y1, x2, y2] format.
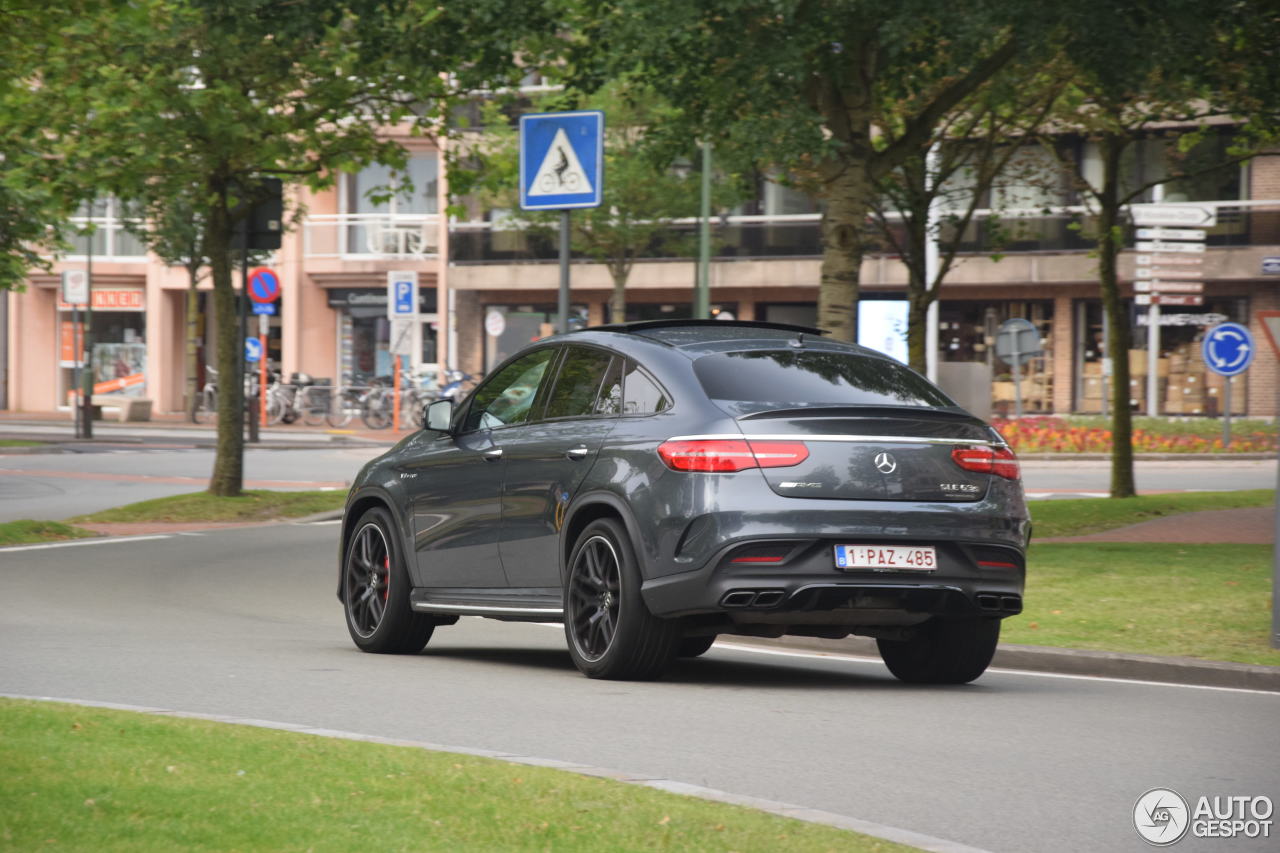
[834, 545, 937, 572]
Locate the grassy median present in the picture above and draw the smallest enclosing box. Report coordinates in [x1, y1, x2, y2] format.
[1007, 543, 1279, 667]
[0, 520, 98, 546]
[69, 489, 345, 525]
[0, 698, 908, 853]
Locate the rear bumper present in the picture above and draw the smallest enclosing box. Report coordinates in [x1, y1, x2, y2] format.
[640, 535, 1025, 622]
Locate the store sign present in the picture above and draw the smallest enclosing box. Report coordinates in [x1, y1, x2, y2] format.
[324, 287, 436, 313]
[57, 289, 145, 311]
[1136, 312, 1228, 327]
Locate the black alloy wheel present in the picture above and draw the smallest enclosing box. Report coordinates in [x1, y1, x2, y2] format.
[564, 518, 681, 680]
[342, 507, 434, 653]
[567, 533, 622, 661]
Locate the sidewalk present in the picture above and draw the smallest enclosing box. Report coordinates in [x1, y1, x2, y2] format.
[0, 410, 405, 447]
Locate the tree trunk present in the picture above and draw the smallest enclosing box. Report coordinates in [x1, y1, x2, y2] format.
[907, 281, 929, 374]
[609, 273, 627, 324]
[816, 160, 873, 343]
[206, 184, 244, 497]
[1097, 134, 1136, 498]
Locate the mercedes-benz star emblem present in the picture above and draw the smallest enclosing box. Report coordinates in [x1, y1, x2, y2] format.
[874, 452, 897, 474]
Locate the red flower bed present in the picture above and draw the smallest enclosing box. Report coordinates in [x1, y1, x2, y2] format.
[991, 416, 1278, 454]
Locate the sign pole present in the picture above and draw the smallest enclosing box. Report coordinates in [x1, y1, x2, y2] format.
[259, 315, 268, 428]
[72, 305, 82, 438]
[559, 209, 571, 334]
[1222, 378, 1231, 447]
[1011, 336, 1022, 419]
[80, 226, 94, 440]
[393, 355, 402, 432]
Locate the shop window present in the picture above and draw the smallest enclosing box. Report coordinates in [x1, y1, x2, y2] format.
[938, 300, 1054, 415]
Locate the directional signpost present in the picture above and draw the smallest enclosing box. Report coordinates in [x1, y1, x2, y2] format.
[1130, 204, 1213, 414]
[520, 110, 604, 334]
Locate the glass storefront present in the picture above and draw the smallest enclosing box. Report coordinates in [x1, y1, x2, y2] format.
[1074, 299, 1248, 415]
[329, 287, 437, 384]
[937, 300, 1054, 414]
[57, 289, 147, 407]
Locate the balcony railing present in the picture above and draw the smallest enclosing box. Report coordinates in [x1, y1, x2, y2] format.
[448, 201, 1280, 265]
[303, 213, 441, 259]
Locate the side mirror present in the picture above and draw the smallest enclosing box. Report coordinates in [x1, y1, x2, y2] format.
[425, 399, 454, 433]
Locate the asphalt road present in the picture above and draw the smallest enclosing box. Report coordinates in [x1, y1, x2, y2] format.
[2, 523, 1276, 852]
[0, 445, 384, 522]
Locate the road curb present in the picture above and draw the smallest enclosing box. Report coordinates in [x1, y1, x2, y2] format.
[736, 636, 1280, 692]
[293, 509, 344, 524]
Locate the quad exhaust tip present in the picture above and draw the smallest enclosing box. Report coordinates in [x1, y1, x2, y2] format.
[976, 593, 1023, 614]
[720, 589, 786, 609]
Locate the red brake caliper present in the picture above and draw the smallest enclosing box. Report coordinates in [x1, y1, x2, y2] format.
[383, 557, 390, 601]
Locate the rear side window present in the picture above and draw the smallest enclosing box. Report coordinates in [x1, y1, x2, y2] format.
[692, 350, 954, 409]
[545, 346, 617, 419]
[622, 362, 671, 415]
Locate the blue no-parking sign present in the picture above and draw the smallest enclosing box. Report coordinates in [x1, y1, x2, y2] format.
[1202, 322, 1254, 377]
[519, 111, 604, 211]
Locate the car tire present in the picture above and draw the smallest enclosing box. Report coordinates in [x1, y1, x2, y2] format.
[876, 617, 1000, 684]
[564, 518, 681, 680]
[677, 635, 717, 658]
[342, 507, 435, 654]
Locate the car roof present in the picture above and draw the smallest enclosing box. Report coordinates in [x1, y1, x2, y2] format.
[569, 319, 888, 360]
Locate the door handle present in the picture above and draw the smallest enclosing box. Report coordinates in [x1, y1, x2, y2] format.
[565, 446, 589, 460]
[483, 447, 503, 461]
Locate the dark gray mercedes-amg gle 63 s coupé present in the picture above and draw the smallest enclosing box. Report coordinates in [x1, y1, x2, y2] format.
[339, 320, 1029, 683]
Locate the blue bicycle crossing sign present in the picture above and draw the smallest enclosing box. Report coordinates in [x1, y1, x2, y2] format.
[519, 111, 604, 211]
[244, 337, 263, 363]
[1202, 322, 1254, 377]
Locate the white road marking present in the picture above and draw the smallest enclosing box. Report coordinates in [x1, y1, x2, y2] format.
[714, 642, 1280, 696]
[0, 534, 172, 553]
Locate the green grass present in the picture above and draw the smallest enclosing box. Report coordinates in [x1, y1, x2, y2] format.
[0, 439, 44, 447]
[69, 489, 345, 525]
[0, 520, 98, 546]
[1005, 543, 1280, 666]
[1029, 489, 1274, 539]
[0, 699, 908, 853]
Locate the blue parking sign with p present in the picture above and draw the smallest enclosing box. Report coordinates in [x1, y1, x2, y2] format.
[387, 270, 418, 320]
[519, 111, 604, 211]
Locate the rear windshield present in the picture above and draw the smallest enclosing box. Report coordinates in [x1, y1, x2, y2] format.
[693, 350, 955, 409]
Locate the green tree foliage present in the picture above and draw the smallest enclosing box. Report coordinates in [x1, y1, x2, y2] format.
[1044, 0, 1280, 498]
[869, 64, 1068, 372]
[452, 81, 744, 323]
[573, 0, 1044, 342]
[17, 0, 551, 494]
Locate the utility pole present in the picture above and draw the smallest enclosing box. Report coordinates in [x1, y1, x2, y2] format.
[694, 141, 712, 320]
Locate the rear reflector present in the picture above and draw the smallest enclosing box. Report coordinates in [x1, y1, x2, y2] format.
[951, 445, 1020, 481]
[730, 555, 786, 564]
[658, 439, 809, 472]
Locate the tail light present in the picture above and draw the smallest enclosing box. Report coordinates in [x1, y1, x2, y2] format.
[951, 445, 1020, 481]
[657, 439, 809, 472]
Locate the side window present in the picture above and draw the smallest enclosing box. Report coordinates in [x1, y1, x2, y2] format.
[463, 348, 556, 431]
[622, 361, 671, 415]
[544, 347, 616, 420]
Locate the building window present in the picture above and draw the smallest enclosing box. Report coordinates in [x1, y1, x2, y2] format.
[343, 153, 439, 254]
[67, 198, 147, 258]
